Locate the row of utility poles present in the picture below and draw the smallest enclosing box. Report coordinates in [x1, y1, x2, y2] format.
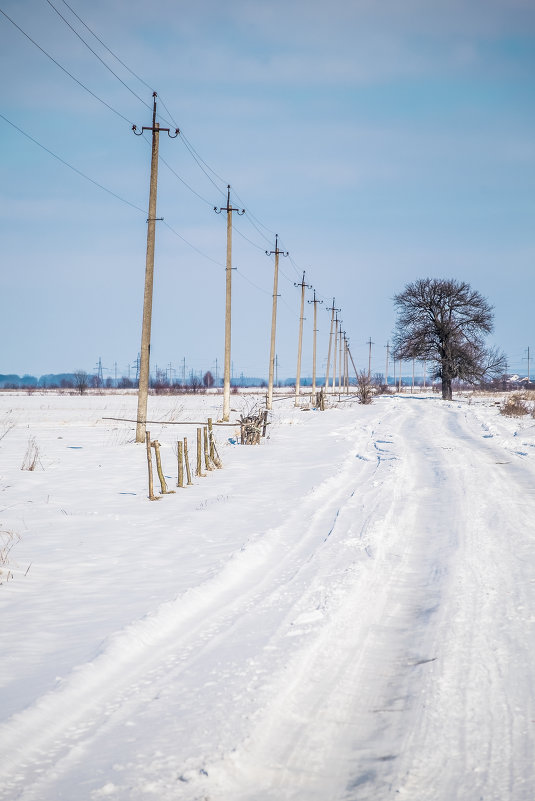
[132, 93, 364, 442]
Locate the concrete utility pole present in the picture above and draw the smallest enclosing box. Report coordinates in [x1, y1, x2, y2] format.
[344, 339, 349, 395]
[266, 235, 288, 410]
[308, 289, 323, 397]
[385, 342, 390, 387]
[338, 322, 344, 391]
[324, 299, 340, 391]
[214, 185, 244, 421]
[332, 315, 339, 394]
[348, 345, 359, 382]
[133, 92, 178, 443]
[294, 271, 310, 406]
[367, 337, 374, 379]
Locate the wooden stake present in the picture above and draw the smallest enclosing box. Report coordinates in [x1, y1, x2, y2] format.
[152, 440, 174, 494]
[196, 428, 206, 477]
[208, 418, 222, 468]
[145, 430, 159, 501]
[184, 437, 193, 485]
[203, 426, 213, 471]
[177, 440, 184, 487]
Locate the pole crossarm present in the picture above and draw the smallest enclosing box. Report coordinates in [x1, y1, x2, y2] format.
[265, 233, 289, 259]
[214, 184, 245, 216]
[132, 93, 179, 138]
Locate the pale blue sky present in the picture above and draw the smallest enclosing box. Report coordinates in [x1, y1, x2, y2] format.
[1, 0, 534, 381]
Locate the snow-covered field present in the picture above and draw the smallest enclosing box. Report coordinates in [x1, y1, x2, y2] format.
[1, 389, 534, 801]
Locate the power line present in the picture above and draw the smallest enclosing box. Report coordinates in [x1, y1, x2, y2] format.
[158, 153, 214, 208]
[0, 7, 133, 126]
[0, 111, 145, 212]
[179, 130, 228, 189]
[46, 0, 151, 112]
[179, 134, 227, 198]
[1, 9, 344, 316]
[58, 0, 154, 93]
[162, 221, 224, 268]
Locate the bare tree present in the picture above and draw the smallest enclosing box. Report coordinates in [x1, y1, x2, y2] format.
[73, 370, 89, 396]
[203, 370, 215, 389]
[393, 278, 507, 401]
[355, 370, 373, 404]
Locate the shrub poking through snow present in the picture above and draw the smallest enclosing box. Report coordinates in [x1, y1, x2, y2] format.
[500, 394, 530, 418]
[355, 371, 374, 405]
[21, 436, 40, 470]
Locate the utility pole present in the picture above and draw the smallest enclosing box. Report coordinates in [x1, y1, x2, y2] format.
[294, 271, 310, 406]
[367, 337, 374, 379]
[308, 289, 323, 397]
[411, 357, 415, 393]
[95, 357, 104, 387]
[133, 92, 178, 443]
[266, 235, 288, 410]
[524, 346, 531, 383]
[347, 345, 359, 382]
[332, 315, 339, 394]
[324, 299, 340, 391]
[214, 185, 244, 421]
[338, 323, 344, 392]
[385, 342, 390, 387]
[342, 331, 349, 395]
[345, 336, 350, 392]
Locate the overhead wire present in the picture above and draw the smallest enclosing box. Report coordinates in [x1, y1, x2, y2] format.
[3, 4, 349, 348]
[58, 0, 154, 93]
[49, 3, 320, 304]
[0, 7, 133, 126]
[162, 221, 225, 268]
[0, 111, 146, 213]
[45, 0, 152, 112]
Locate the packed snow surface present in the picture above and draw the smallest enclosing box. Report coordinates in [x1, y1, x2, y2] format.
[1, 390, 534, 800]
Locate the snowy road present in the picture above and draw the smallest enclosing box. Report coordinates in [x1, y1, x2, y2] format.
[0, 393, 534, 800]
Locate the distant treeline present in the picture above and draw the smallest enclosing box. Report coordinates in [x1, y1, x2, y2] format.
[0, 373, 325, 389]
[0, 373, 79, 388]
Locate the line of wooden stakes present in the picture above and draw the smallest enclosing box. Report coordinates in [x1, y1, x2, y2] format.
[143, 410, 270, 501]
[145, 418, 223, 502]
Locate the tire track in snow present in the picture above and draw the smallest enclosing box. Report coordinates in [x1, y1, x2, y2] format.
[190, 398, 535, 801]
[393, 402, 535, 801]
[0, 407, 396, 801]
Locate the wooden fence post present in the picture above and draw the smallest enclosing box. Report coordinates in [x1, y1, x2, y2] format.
[152, 440, 174, 494]
[208, 418, 222, 468]
[196, 428, 206, 477]
[177, 440, 184, 488]
[184, 437, 193, 485]
[203, 426, 213, 471]
[145, 430, 159, 501]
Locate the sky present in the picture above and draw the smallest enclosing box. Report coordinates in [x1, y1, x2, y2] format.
[1, 0, 534, 381]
